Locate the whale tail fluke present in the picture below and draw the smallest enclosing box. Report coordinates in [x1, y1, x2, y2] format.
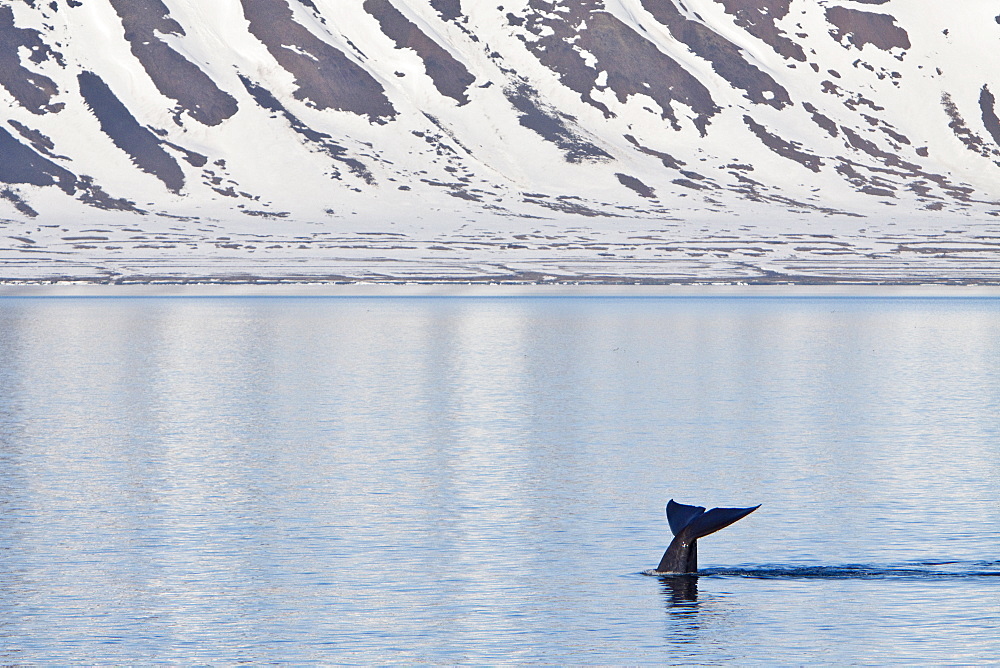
[657, 500, 760, 573]
[682, 503, 761, 540]
[666, 500, 706, 535]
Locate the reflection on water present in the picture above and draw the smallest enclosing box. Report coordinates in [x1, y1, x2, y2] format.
[659, 575, 702, 650]
[1, 296, 999, 664]
[660, 575, 699, 604]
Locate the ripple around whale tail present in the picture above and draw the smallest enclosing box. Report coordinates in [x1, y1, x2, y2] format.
[643, 561, 1000, 579]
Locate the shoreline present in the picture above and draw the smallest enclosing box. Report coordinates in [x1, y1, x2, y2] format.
[2, 281, 1000, 297]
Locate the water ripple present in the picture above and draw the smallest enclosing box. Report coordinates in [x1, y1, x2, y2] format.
[645, 560, 1000, 579]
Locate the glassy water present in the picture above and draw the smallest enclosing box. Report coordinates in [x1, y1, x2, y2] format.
[1, 296, 998, 664]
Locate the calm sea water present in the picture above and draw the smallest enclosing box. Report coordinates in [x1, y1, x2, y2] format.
[1, 296, 998, 664]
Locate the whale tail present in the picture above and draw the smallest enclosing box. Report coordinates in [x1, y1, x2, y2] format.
[656, 500, 759, 573]
[668, 500, 760, 540]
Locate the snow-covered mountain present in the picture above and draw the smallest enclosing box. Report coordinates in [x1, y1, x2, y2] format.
[3, 0, 1000, 284]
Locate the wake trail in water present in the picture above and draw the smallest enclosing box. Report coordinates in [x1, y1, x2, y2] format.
[643, 560, 1000, 580]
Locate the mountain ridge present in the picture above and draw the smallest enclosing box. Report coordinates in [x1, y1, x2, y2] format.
[3, 0, 1000, 283]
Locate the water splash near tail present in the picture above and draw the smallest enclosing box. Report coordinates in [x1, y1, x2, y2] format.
[644, 560, 1000, 579]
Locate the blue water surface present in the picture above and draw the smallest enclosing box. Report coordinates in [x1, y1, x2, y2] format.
[1, 296, 998, 663]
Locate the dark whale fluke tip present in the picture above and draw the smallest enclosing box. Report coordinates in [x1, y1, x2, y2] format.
[654, 500, 760, 574]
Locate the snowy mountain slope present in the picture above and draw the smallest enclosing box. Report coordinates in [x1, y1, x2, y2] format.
[2, 0, 1000, 283]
